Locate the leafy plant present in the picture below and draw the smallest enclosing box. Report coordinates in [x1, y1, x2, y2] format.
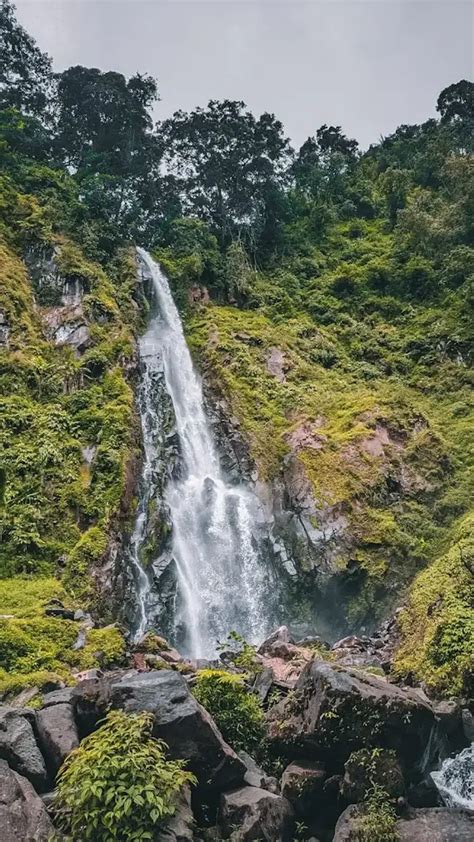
[216, 630, 262, 674]
[352, 783, 398, 841]
[192, 669, 265, 754]
[54, 710, 195, 842]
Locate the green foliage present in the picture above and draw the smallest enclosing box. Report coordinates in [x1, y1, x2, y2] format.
[352, 784, 397, 842]
[193, 669, 265, 754]
[216, 630, 262, 674]
[54, 710, 195, 842]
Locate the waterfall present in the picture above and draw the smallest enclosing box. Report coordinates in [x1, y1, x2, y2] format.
[128, 248, 275, 657]
[431, 744, 474, 811]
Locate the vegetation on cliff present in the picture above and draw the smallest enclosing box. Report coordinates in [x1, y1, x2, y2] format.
[0, 0, 472, 697]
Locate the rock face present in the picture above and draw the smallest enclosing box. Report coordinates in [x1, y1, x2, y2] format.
[0, 707, 48, 791]
[280, 760, 326, 817]
[266, 660, 434, 769]
[0, 760, 55, 842]
[333, 805, 474, 841]
[220, 786, 294, 841]
[35, 703, 79, 777]
[109, 670, 246, 789]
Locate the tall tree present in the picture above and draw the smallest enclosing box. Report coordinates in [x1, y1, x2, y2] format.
[0, 0, 53, 115]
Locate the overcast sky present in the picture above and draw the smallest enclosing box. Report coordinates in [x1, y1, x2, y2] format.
[14, 0, 473, 150]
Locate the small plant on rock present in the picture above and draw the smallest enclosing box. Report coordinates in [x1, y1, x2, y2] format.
[353, 783, 398, 841]
[54, 710, 195, 842]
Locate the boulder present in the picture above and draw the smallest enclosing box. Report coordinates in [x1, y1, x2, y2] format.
[220, 785, 294, 841]
[157, 784, 194, 841]
[341, 748, 404, 802]
[0, 759, 56, 841]
[461, 709, 474, 743]
[258, 627, 293, 656]
[0, 707, 48, 791]
[239, 750, 279, 793]
[267, 661, 434, 769]
[434, 701, 461, 736]
[36, 703, 79, 777]
[333, 805, 474, 841]
[280, 760, 326, 816]
[252, 667, 274, 703]
[71, 675, 110, 736]
[40, 688, 75, 709]
[396, 808, 474, 840]
[110, 670, 246, 789]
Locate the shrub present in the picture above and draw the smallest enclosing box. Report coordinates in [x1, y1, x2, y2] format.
[192, 669, 265, 755]
[352, 784, 397, 841]
[54, 710, 195, 842]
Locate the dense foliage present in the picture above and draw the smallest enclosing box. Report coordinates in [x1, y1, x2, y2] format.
[0, 0, 472, 696]
[193, 668, 265, 754]
[54, 710, 195, 842]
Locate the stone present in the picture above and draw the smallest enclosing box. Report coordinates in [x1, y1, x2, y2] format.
[9, 687, 41, 708]
[0, 707, 48, 791]
[40, 688, 75, 708]
[252, 666, 274, 703]
[258, 626, 293, 656]
[71, 675, 111, 737]
[239, 751, 279, 793]
[333, 805, 474, 841]
[110, 670, 246, 790]
[434, 700, 461, 735]
[280, 760, 326, 816]
[461, 708, 474, 743]
[396, 808, 474, 840]
[36, 703, 79, 777]
[44, 605, 75, 620]
[157, 784, 194, 841]
[341, 748, 404, 803]
[266, 661, 434, 769]
[0, 759, 56, 841]
[220, 786, 294, 841]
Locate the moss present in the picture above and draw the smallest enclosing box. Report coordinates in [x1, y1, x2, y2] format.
[63, 525, 109, 604]
[394, 512, 474, 695]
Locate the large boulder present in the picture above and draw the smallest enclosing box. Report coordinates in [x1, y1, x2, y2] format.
[267, 661, 434, 769]
[333, 805, 474, 841]
[341, 748, 404, 802]
[220, 785, 294, 841]
[281, 760, 326, 817]
[157, 784, 194, 841]
[0, 707, 48, 791]
[110, 670, 246, 790]
[0, 759, 56, 841]
[36, 703, 79, 777]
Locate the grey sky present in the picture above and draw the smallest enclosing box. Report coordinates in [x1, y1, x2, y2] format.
[14, 0, 474, 150]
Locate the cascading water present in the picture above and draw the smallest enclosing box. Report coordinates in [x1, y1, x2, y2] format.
[128, 248, 276, 657]
[431, 744, 474, 811]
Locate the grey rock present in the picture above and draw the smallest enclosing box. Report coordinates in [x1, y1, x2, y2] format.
[36, 703, 79, 777]
[220, 786, 294, 841]
[110, 670, 246, 789]
[0, 707, 48, 791]
[0, 759, 56, 841]
[258, 626, 293, 656]
[267, 661, 434, 768]
[40, 688, 75, 708]
[44, 605, 75, 620]
[9, 687, 41, 709]
[333, 805, 474, 841]
[156, 784, 194, 841]
[280, 760, 326, 816]
[252, 667, 274, 703]
[461, 709, 474, 743]
[239, 751, 279, 793]
[434, 700, 461, 736]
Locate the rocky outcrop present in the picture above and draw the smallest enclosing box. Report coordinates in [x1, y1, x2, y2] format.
[109, 670, 246, 789]
[220, 786, 294, 841]
[266, 660, 435, 769]
[0, 707, 48, 792]
[35, 703, 79, 778]
[0, 760, 56, 842]
[333, 805, 474, 841]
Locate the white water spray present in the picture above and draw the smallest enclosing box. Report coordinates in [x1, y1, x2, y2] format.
[431, 744, 474, 811]
[130, 249, 274, 657]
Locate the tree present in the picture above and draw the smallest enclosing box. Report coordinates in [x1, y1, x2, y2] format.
[0, 0, 53, 115]
[160, 99, 292, 247]
[437, 80, 474, 125]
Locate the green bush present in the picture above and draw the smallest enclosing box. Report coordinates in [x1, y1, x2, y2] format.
[192, 669, 264, 754]
[352, 784, 397, 841]
[54, 710, 195, 842]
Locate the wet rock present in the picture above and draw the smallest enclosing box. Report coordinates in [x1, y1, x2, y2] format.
[280, 760, 326, 816]
[396, 808, 474, 840]
[0, 707, 48, 791]
[157, 784, 194, 841]
[461, 708, 474, 743]
[110, 670, 246, 790]
[341, 748, 404, 802]
[220, 786, 294, 841]
[0, 759, 56, 841]
[434, 700, 461, 736]
[258, 627, 293, 656]
[35, 703, 79, 777]
[239, 750, 279, 793]
[266, 661, 434, 769]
